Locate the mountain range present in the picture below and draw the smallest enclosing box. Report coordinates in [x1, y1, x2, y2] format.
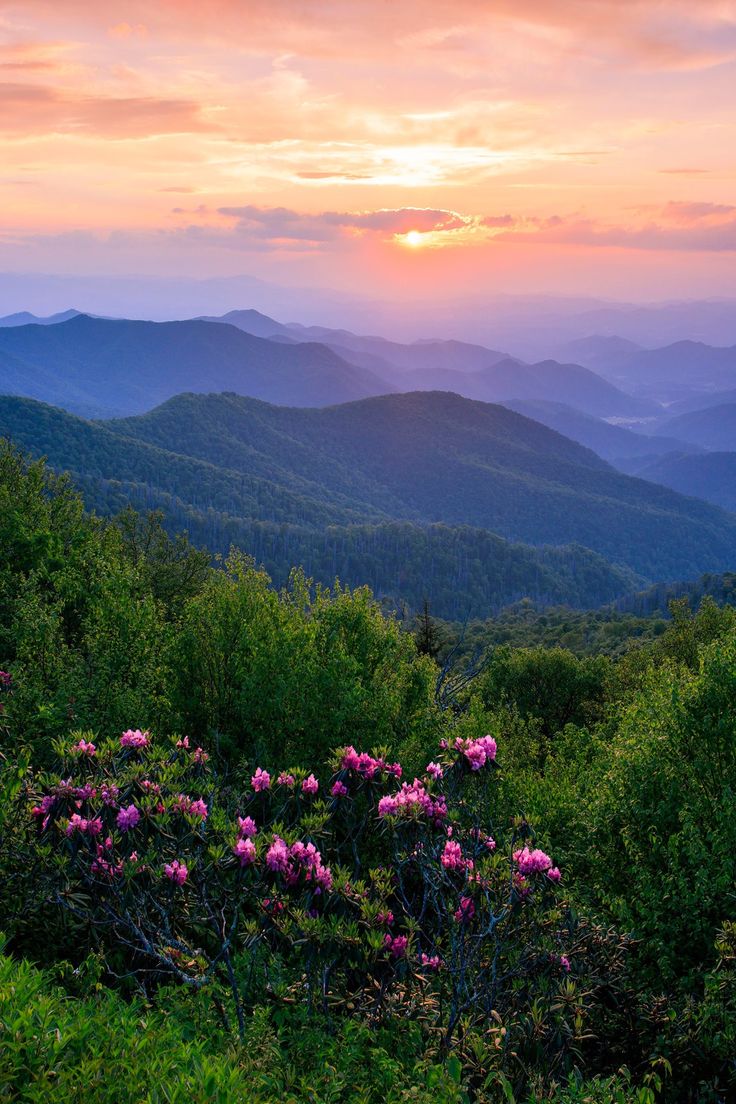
[2, 389, 736, 614]
[0, 314, 393, 418]
[0, 310, 659, 420]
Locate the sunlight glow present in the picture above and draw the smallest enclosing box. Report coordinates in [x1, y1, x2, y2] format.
[404, 230, 424, 247]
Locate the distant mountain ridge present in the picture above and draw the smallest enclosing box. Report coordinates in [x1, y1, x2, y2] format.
[0, 314, 394, 416]
[654, 403, 736, 451]
[0, 393, 645, 616]
[3, 387, 736, 612]
[501, 399, 700, 465]
[203, 309, 656, 418]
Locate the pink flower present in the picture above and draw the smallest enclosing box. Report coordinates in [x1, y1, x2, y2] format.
[74, 739, 96, 756]
[176, 736, 190, 749]
[65, 813, 86, 836]
[559, 955, 570, 972]
[441, 839, 466, 871]
[266, 836, 291, 874]
[101, 783, 120, 806]
[388, 762, 403, 778]
[419, 953, 442, 971]
[116, 804, 140, 832]
[341, 746, 361, 771]
[454, 896, 475, 924]
[384, 933, 408, 959]
[547, 866, 561, 883]
[455, 735, 497, 771]
[0, 670, 12, 687]
[426, 761, 443, 779]
[233, 837, 256, 866]
[302, 774, 319, 796]
[378, 795, 398, 817]
[513, 847, 554, 876]
[188, 798, 208, 820]
[237, 815, 258, 838]
[66, 813, 102, 837]
[251, 768, 271, 792]
[193, 747, 209, 764]
[277, 772, 295, 787]
[479, 734, 497, 761]
[120, 728, 150, 750]
[164, 859, 188, 885]
[331, 780, 348, 797]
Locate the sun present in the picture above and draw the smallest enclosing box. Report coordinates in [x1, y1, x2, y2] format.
[404, 230, 424, 247]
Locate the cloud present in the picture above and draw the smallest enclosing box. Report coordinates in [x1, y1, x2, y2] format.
[660, 200, 736, 223]
[0, 82, 213, 137]
[494, 211, 736, 252]
[216, 204, 468, 244]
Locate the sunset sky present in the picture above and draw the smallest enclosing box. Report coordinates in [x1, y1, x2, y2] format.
[2, 0, 736, 302]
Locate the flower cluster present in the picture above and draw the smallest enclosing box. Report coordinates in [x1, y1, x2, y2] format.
[301, 773, 319, 796]
[455, 734, 497, 772]
[419, 953, 442, 971]
[120, 729, 150, 750]
[384, 933, 408, 959]
[340, 746, 402, 780]
[173, 795, 208, 820]
[251, 768, 271, 792]
[454, 896, 476, 924]
[74, 739, 97, 757]
[265, 835, 333, 892]
[116, 803, 140, 832]
[513, 847, 555, 876]
[164, 859, 188, 884]
[66, 813, 103, 837]
[377, 778, 447, 824]
[441, 839, 473, 872]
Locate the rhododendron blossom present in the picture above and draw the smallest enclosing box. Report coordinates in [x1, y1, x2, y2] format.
[420, 953, 442, 971]
[66, 813, 102, 837]
[384, 933, 408, 959]
[74, 739, 96, 756]
[237, 815, 257, 838]
[100, 783, 119, 806]
[513, 847, 554, 876]
[252, 768, 271, 792]
[456, 734, 497, 771]
[547, 866, 561, 883]
[233, 837, 256, 866]
[340, 746, 397, 779]
[277, 772, 295, 787]
[426, 761, 443, 779]
[116, 804, 140, 832]
[174, 794, 208, 820]
[265, 835, 332, 890]
[193, 747, 209, 764]
[302, 773, 319, 795]
[120, 729, 150, 750]
[377, 778, 447, 824]
[164, 859, 188, 884]
[441, 839, 471, 872]
[454, 896, 475, 923]
[330, 780, 348, 797]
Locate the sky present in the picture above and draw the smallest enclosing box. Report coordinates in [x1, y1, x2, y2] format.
[2, 0, 736, 305]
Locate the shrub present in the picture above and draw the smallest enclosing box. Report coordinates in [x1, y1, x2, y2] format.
[19, 722, 640, 1097]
